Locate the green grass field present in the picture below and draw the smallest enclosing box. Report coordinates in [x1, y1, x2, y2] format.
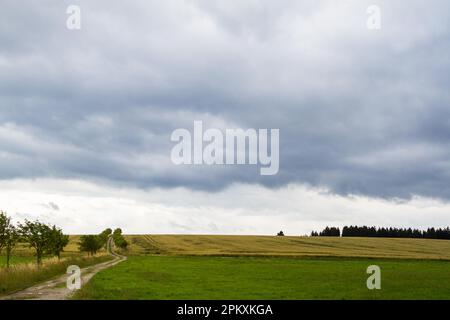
[73, 235, 450, 300]
[75, 255, 450, 300]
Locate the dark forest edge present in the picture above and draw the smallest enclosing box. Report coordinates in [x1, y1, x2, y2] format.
[309, 225, 450, 240]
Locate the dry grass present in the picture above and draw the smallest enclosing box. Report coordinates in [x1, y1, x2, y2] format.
[124, 235, 450, 260]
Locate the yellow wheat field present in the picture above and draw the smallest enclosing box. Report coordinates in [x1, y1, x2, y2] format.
[124, 235, 450, 260]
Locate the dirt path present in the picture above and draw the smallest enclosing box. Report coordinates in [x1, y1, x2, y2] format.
[0, 236, 127, 300]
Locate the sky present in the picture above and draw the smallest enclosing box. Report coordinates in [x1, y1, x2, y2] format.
[0, 0, 450, 234]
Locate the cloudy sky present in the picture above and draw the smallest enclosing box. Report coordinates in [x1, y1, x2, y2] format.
[1, 0, 449, 234]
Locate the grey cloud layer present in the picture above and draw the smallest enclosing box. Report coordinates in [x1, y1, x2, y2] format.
[1, 0, 450, 199]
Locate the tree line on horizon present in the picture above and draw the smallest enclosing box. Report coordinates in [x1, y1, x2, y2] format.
[310, 225, 450, 240]
[78, 228, 128, 256]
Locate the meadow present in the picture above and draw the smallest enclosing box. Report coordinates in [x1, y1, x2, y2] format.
[74, 235, 450, 300]
[74, 255, 450, 300]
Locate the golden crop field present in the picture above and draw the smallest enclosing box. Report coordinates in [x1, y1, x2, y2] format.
[124, 235, 450, 260]
[8, 235, 450, 261]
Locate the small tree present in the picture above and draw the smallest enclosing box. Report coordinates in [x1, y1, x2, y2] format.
[4, 224, 19, 268]
[115, 237, 128, 250]
[277, 231, 285, 236]
[78, 235, 102, 256]
[112, 228, 128, 250]
[47, 226, 69, 260]
[0, 212, 19, 268]
[19, 220, 53, 266]
[0, 211, 10, 254]
[99, 228, 113, 249]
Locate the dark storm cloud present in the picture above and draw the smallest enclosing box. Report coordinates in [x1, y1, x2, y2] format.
[0, 0, 450, 199]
